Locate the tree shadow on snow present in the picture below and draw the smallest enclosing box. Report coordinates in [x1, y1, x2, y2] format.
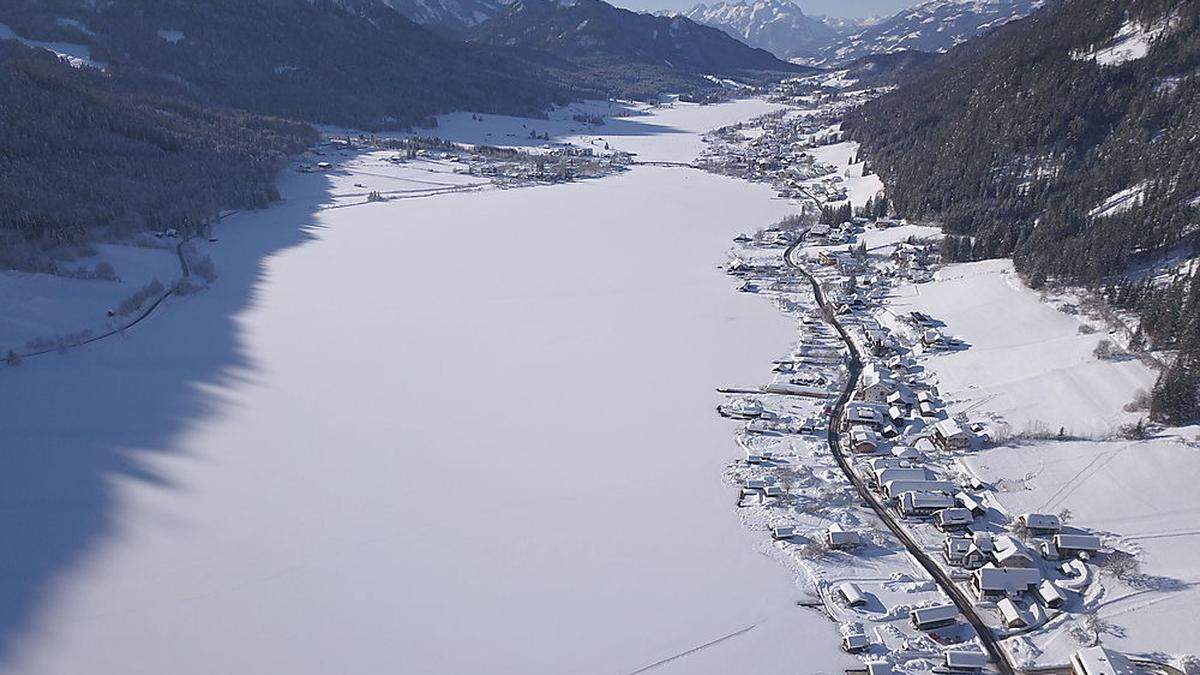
[0, 164, 337, 665]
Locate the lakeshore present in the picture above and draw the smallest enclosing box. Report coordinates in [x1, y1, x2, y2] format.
[0, 100, 854, 675]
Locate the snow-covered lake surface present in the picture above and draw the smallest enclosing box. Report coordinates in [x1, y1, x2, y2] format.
[0, 101, 854, 674]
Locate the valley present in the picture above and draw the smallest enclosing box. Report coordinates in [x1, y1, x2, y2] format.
[1, 0, 1198, 672]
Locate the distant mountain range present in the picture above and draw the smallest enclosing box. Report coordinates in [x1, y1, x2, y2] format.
[472, 0, 809, 98]
[474, 0, 803, 72]
[819, 0, 1044, 64]
[676, 0, 836, 60]
[675, 0, 1044, 64]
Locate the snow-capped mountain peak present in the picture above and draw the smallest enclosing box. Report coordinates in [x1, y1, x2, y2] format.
[817, 0, 1045, 64]
[679, 0, 836, 60]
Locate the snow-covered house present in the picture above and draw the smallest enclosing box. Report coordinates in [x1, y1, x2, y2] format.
[841, 628, 870, 653]
[770, 524, 798, 540]
[872, 466, 932, 488]
[886, 389, 915, 407]
[992, 536, 1036, 568]
[842, 403, 885, 430]
[921, 329, 945, 347]
[898, 491, 955, 518]
[1070, 646, 1135, 675]
[972, 532, 996, 556]
[883, 479, 955, 502]
[943, 537, 988, 569]
[956, 492, 987, 517]
[910, 604, 958, 631]
[848, 425, 880, 453]
[1017, 513, 1062, 535]
[996, 597, 1028, 628]
[886, 355, 911, 373]
[857, 368, 896, 404]
[933, 507, 974, 531]
[1037, 579, 1065, 609]
[867, 662, 894, 675]
[971, 565, 1041, 601]
[1051, 533, 1102, 560]
[943, 649, 988, 673]
[837, 581, 867, 607]
[931, 419, 972, 451]
[826, 523, 861, 550]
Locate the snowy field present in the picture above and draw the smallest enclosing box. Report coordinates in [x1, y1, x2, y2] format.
[966, 439, 1200, 664]
[804, 138, 885, 208]
[0, 242, 182, 352]
[887, 259, 1156, 438]
[886, 258, 1199, 667]
[0, 101, 855, 674]
[416, 97, 786, 164]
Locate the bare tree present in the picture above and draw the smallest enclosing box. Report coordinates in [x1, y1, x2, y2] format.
[1099, 550, 1140, 581]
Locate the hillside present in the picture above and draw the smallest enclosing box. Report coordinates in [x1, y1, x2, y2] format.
[0, 41, 317, 266]
[0, 0, 572, 130]
[473, 0, 810, 94]
[819, 0, 1044, 64]
[378, 0, 510, 35]
[678, 0, 837, 61]
[846, 0, 1200, 421]
[838, 49, 937, 86]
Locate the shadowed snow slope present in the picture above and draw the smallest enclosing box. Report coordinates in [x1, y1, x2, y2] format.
[0, 101, 852, 674]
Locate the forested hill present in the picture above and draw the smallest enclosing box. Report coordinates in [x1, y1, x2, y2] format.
[0, 42, 317, 265]
[0, 0, 810, 275]
[0, 0, 575, 130]
[472, 0, 810, 98]
[846, 0, 1200, 422]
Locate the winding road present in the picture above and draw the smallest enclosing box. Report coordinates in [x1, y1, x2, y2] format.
[783, 240, 1016, 675]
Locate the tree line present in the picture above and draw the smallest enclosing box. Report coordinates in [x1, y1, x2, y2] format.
[845, 0, 1200, 423]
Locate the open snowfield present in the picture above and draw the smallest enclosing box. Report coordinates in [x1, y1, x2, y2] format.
[0, 243, 182, 352]
[887, 259, 1198, 666]
[805, 137, 884, 208]
[966, 438, 1200, 664]
[0, 101, 856, 674]
[887, 259, 1156, 438]
[416, 98, 785, 164]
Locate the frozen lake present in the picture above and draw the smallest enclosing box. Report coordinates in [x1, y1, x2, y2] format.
[0, 101, 853, 674]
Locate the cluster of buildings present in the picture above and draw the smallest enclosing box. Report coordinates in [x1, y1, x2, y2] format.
[710, 80, 1139, 673]
[720, 212, 1125, 671]
[298, 135, 629, 187]
[697, 110, 851, 203]
[805, 221, 1121, 666]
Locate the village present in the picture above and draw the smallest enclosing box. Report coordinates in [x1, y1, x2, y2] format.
[720, 210, 1156, 675]
[296, 132, 632, 200]
[706, 76, 1173, 675]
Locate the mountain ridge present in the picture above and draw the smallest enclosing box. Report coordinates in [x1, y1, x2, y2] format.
[818, 0, 1045, 64]
[846, 0, 1200, 420]
[677, 0, 836, 60]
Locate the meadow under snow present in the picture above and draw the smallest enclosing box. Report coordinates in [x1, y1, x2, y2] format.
[888, 258, 1200, 665]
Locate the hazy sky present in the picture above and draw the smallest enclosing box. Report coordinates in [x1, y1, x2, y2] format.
[613, 0, 920, 18]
